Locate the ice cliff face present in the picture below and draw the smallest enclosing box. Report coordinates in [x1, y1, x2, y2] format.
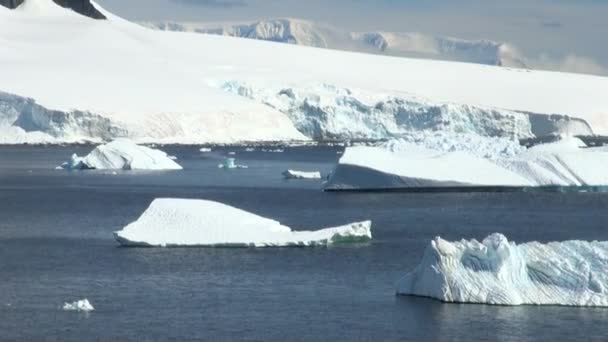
[397, 233, 608, 306]
[222, 81, 592, 140]
[0, 91, 127, 143]
[144, 19, 526, 68]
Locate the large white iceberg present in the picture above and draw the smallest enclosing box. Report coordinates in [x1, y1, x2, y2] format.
[114, 198, 372, 247]
[325, 134, 608, 189]
[396, 233, 608, 306]
[63, 139, 182, 170]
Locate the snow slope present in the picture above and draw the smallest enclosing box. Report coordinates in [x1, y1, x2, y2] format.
[143, 19, 526, 68]
[0, 0, 607, 144]
[397, 233, 608, 306]
[114, 198, 372, 247]
[282, 170, 322, 179]
[325, 135, 608, 189]
[63, 139, 182, 170]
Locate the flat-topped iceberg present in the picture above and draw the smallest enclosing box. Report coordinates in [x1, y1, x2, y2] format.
[396, 233, 608, 306]
[62, 299, 94, 312]
[114, 198, 372, 247]
[62, 139, 182, 170]
[282, 170, 322, 179]
[325, 134, 608, 189]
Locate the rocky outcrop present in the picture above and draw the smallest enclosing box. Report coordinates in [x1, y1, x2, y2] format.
[0, 0, 105, 19]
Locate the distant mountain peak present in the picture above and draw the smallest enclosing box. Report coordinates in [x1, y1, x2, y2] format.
[142, 18, 528, 68]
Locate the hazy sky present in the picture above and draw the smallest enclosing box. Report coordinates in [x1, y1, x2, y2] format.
[97, 0, 608, 75]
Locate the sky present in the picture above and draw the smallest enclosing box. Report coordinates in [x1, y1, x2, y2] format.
[97, 0, 608, 75]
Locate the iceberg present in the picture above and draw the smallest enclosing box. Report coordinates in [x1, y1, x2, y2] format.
[218, 158, 248, 169]
[62, 139, 182, 170]
[282, 170, 322, 179]
[396, 233, 608, 306]
[114, 198, 372, 247]
[325, 134, 608, 189]
[62, 299, 94, 312]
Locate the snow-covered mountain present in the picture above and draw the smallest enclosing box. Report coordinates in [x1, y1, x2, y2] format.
[0, 0, 607, 144]
[143, 19, 527, 68]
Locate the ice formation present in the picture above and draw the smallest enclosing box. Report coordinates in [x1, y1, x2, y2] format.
[325, 134, 608, 189]
[62, 299, 94, 312]
[396, 233, 608, 306]
[62, 139, 182, 170]
[218, 158, 248, 169]
[114, 198, 372, 247]
[0, 0, 606, 144]
[199, 148, 212, 152]
[282, 170, 322, 179]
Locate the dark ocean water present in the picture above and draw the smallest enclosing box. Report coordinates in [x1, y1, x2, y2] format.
[1, 145, 608, 341]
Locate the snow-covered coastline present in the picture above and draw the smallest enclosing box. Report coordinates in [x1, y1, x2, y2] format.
[115, 198, 372, 247]
[0, 0, 606, 144]
[397, 233, 608, 306]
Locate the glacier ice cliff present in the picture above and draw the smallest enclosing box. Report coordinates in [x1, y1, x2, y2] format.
[397, 233, 608, 306]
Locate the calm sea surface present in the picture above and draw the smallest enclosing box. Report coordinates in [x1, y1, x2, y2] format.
[1, 145, 608, 341]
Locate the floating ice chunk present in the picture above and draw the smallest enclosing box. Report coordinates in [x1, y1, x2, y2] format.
[261, 148, 284, 153]
[325, 135, 608, 189]
[62, 299, 94, 312]
[227, 151, 236, 155]
[282, 170, 322, 179]
[245, 147, 256, 152]
[199, 148, 212, 152]
[218, 158, 248, 169]
[396, 233, 608, 306]
[114, 198, 372, 247]
[62, 139, 182, 170]
[168, 155, 178, 160]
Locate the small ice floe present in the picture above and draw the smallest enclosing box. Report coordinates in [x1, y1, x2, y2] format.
[218, 158, 248, 169]
[61, 139, 182, 170]
[199, 147, 212, 152]
[227, 151, 236, 155]
[282, 170, 322, 179]
[114, 198, 372, 247]
[245, 147, 256, 152]
[168, 155, 178, 160]
[261, 148, 284, 153]
[62, 299, 94, 312]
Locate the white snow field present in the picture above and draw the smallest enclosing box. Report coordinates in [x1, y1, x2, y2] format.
[282, 170, 322, 179]
[325, 135, 608, 189]
[0, 0, 607, 143]
[396, 233, 608, 306]
[114, 198, 372, 247]
[63, 139, 182, 170]
[62, 299, 94, 312]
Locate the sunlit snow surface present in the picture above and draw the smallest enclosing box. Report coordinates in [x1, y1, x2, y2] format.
[114, 199, 372, 247]
[0, 0, 606, 143]
[62, 139, 182, 170]
[325, 134, 608, 189]
[397, 233, 608, 306]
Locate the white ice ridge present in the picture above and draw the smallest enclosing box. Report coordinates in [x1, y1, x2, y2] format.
[63, 139, 182, 170]
[62, 299, 94, 312]
[396, 233, 608, 306]
[114, 198, 372, 247]
[0, 1, 607, 144]
[325, 134, 608, 189]
[282, 170, 322, 179]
